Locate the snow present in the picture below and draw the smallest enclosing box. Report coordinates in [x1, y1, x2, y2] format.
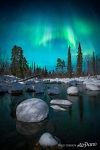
[50, 99, 72, 106]
[50, 105, 67, 111]
[16, 98, 49, 122]
[0, 75, 100, 95]
[39, 132, 58, 147]
[67, 86, 79, 95]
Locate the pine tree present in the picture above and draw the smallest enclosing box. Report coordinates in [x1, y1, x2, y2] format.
[77, 43, 83, 76]
[67, 46, 72, 77]
[92, 52, 96, 75]
[34, 62, 36, 74]
[44, 66, 48, 77]
[56, 58, 65, 72]
[11, 45, 29, 78]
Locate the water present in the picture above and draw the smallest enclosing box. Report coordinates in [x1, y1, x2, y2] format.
[0, 83, 100, 150]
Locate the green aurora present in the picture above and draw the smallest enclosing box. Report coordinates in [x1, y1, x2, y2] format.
[0, 5, 100, 70]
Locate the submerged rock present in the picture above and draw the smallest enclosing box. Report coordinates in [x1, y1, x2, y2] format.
[39, 132, 58, 147]
[67, 86, 79, 96]
[16, 98, 49, 122]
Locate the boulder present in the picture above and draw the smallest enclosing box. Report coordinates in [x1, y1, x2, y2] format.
[8, 82, 25, 95]
[48, 86, 60, 95]
[50, 99, 72, 106]
[34, 82, 45, 93]
[67, 86, 79, 96]
[26, 84, 35, 92]
[39, 132, 58, 147]
[16, 98, 49, 122]
[85, 84, 99, 91]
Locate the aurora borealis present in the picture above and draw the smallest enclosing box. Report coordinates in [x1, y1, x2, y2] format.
[0, 0, 100, 70]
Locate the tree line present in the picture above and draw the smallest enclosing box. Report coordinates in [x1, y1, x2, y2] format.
[56, 43, 100, 77]
[0, 43, 100, 78]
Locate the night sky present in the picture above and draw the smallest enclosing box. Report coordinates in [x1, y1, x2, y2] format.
[0, 0, 100, 70]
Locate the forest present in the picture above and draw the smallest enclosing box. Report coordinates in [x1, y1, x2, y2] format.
[0, 43, 100, 78]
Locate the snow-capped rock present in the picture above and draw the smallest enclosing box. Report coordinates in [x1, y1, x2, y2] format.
[50, 99, 72, 106]
[48, 86, 60, 95]
[16, 98, 49, 122]
[67, 86, 79, 96]
[50, 105, 67, 111]
[39, 132, 58, 147]
[85, 84, 99, 91]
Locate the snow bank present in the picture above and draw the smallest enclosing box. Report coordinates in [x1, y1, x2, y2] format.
[39, 132, 58, 147]
[16, 98, 49, 122]
[67, 86, 79, 95]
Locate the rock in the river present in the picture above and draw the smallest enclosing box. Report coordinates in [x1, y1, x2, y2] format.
[67, 86, 79, 96]
[26, 84, 35, 92]
[0, 85, 7, 95]
[39, 132, 58, 147]
[48, 86, 60, 95]
[34, 82, 45, 93]
[8, 82, 25, 95]
[50, 99, 72, 106]
[85, 84, 99, 91]
[16, 98, 49, 122]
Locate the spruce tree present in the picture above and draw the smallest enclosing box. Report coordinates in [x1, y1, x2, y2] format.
[67, 46, 72, 77]
[11, 45, 29, 78]
[77, 43, 83, 76]
[92, 51, 96, 75]
[44, 66, 48, 77]
[34, 62, 36, 74]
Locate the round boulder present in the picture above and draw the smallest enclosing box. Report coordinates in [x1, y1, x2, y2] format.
[16, 98, 49, 122]
[67, 86, 79, 96]
[39, 132, 58, 147]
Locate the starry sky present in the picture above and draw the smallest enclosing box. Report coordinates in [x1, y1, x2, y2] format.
[0, 0, 100, 70]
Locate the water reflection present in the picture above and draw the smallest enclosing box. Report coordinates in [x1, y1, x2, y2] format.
[16, 119, 48, 136]
[0, 83, 100, 149]
[67, 95, 79, 102]
[78, 96, 84, 122]
[85, 90, 100, 96]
